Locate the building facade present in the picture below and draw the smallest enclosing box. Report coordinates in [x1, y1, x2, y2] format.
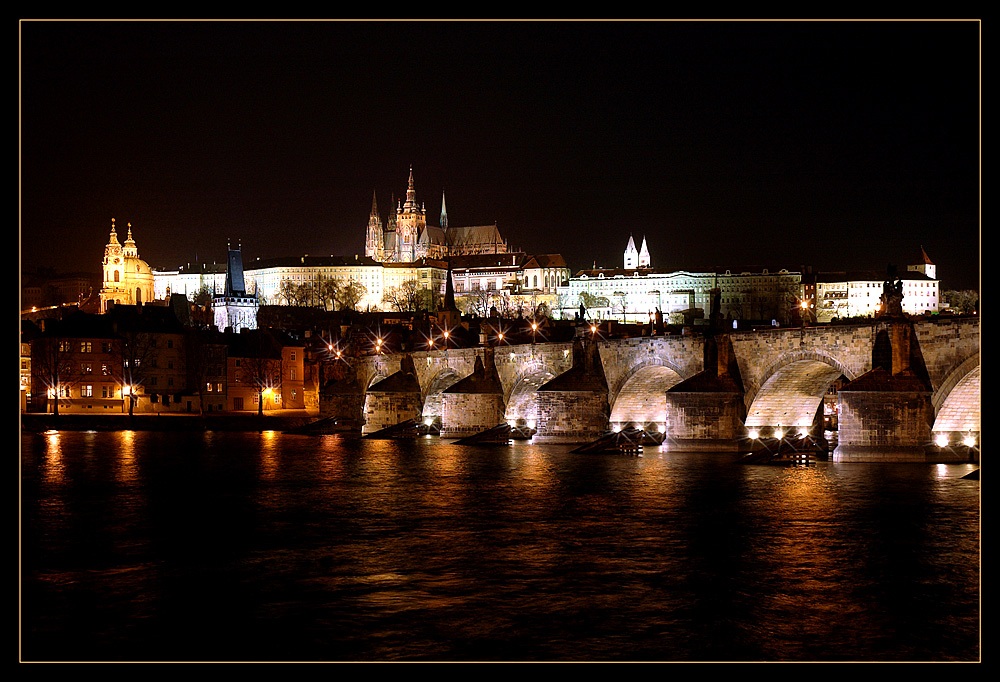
[815, 271, 939, 322]
[557, 238, 803, 325]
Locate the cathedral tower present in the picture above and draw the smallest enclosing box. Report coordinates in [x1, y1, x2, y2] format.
[395, 166, 426, 263]
[365, 191, 384, 261]
[624, 235, 639, 269]
[638, 236, 650, 268]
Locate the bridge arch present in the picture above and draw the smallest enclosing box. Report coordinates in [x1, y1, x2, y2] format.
[931, 357, 980, 436]
[932, 353, 980, 414]
[421, 367, 464, 423]
[504, 367, 559, 426]
[608, 361, 686, 430]
[744, 356, 849, 436]
[743, 350, 856, 415]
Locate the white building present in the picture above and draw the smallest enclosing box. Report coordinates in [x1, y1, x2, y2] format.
[559, 266, 803, 325]
[815, 270, 939, 322]
[558, 238, 803, 324]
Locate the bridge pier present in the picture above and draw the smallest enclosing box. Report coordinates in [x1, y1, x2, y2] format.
[440, 349, 506, 438]
[832, 320, 935, 462]
[533, 338, 611, 443]
[318, 361, 365, 429]
[664, 391, 748, 452]
[664, 332, 748, 452]
[361, 355, 423, 435]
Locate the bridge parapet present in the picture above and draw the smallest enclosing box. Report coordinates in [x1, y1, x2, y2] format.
[323, 317, 979, 457]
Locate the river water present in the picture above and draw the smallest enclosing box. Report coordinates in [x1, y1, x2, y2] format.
[20, 429, 980, 662]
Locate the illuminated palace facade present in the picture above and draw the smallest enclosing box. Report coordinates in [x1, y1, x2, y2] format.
[556, 238, 939, 325]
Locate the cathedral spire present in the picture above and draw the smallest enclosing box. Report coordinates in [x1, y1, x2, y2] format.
[404, 164, 417, 211]
[370, 190, 379, 217]
[440, 190, 448, 230]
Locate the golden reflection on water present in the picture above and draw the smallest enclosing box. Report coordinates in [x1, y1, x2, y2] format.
[42, 430, 65, 486]
[740, 464, 867, 652]
[113, 430, 140, 484]
[258, 430, 280, 480]
[316, 434, 347, 481]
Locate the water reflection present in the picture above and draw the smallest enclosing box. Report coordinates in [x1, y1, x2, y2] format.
[20, 430, 979, 662]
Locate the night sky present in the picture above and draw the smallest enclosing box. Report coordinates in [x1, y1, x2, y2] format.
[19, 20, 981, 291]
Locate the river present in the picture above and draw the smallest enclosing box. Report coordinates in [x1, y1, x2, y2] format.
[20, 429, 980, 662]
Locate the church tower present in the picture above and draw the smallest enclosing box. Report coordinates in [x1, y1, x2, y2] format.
[908, 246, 936, 280]
[624, 235, 639, 269]
[638, 236, 650, 268]
[440, 190, 448, 231]
[395, 166, 426, 263]
[99, 219, 154, 312]
[365, 191, 384, 261]
[102, 218, 124, 287]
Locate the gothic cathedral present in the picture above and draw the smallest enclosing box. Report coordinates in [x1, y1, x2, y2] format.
[366, 167, 508, 263]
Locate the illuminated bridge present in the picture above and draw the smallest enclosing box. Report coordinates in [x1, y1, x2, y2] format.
[323, 317, 979, 462]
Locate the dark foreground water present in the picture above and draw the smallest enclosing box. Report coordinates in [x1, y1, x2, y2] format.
[20, 429, 980, 662]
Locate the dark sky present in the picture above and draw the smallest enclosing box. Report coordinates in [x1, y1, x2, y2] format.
[20, 20, 981, 290]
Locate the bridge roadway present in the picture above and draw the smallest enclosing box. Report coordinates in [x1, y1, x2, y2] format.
[342, 317, 980, 446]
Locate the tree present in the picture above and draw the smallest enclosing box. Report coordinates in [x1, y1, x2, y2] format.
[234, 330, 283, 417]
[382, 279, 423, 312]
[30, 336, 75, 415]
[191, 285, 215, 327]
[277, 280, 314, 307]
[186, 330, 226, 416]
[316, 278, 340, 311]
[942, 290, 979, 314]
[578, 291, 609, 316]
[335, 280, 367, 311]
[113, 328, 157, 417]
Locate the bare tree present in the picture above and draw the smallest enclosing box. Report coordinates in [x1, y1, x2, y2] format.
[240, 331, 283, 417]
[316, 278, 340, 311]
[382, 279, 423, 312]
[335, 280, 367, 311]
[30, 336, 75, 415]
[113, 328, 157, 417]
[277, 280, 314, 307]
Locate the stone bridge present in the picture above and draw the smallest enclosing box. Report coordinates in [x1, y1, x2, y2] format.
[323, 317, 979, 461]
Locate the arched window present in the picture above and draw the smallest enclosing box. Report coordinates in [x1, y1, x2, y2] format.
[114, 270, 120, 282]
[533, 275, 538, 288]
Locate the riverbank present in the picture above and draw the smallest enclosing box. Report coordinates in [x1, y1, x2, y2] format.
[20, 411, 339, 434]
